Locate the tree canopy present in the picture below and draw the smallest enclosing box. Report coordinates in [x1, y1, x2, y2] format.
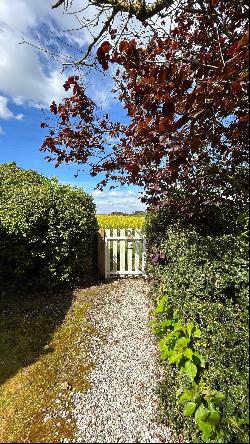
[41, 0, 249, 215]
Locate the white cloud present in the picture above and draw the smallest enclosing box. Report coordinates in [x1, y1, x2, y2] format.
[92, 189, 146, 214]
[58, 182, 146, 213]
[92, 189, 137, 198]
[0, 96, 24, 120]
[0, 96, 13, 119]
[0, 26, 68, 107]
[0, 0, 165, 115]
[93, 87, 115, 111]
[0, 0, 87, 40]
[0, 0, 152, 111]
[0, 0, 133, 109]
[15, 114, 24, 121]
[0, 0, 91, 108]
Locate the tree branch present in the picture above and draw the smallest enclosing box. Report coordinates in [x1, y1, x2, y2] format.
[52, 0, 176, 21]
[52, 0, 66, 9]
[75, 9, 117, 65]
[145, 57, 219, 69]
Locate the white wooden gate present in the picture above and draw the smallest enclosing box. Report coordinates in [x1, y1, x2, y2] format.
[98, 228, 146, 279]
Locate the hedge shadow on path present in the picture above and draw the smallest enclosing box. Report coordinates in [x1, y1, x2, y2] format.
[0, 288, 74, 385]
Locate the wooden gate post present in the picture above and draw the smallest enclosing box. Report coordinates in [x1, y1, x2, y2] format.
[98, 228, 105, 278]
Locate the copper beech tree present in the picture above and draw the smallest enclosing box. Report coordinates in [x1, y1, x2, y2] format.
[41, 0, 249, 215]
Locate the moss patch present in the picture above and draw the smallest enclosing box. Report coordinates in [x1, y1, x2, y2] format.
[0, 284, 109, 443]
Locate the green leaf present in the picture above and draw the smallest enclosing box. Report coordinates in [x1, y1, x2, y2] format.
[212, 391, 225, 405]
[193, 351, 206, 367]
[160, 319, 172, 328]
[178, 389, 195, 405]
[215, 430, 225, 443]
[183, 360, 197, 382]
[208, 409, 221, 426]
[183, 347, 193, 360]
[197, 420, 213, 441]
[187, 321, 194, 337]
[168, 351, 182, 364]
[159, 338, 167, 351]
[173, 321, 184, 331]
[175, 337, 189, 351]
[173, 309, 179, 319]
[163, 331, 176, 343]
[183, 401, 197, 416]
[155, 295, 168, 314]
[193, 327, 201, 338]
[159, 339, 170, 359]
[195, 404, 209, 422]
[160, 350, 169, 360]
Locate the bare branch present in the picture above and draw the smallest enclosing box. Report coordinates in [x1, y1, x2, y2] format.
[75, 9, 117, 65]
[19, 37, 74, 65]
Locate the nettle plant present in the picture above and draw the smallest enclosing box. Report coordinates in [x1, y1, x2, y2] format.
[150, 294, 225, 443]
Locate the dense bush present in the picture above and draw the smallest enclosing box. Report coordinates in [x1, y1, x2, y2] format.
[145, 190, 247, 248]
[145, 218, 249, 442]
[0, 163, 98, 290]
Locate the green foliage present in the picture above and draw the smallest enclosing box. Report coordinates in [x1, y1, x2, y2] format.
[147, 221, 249, 443]
[145, 195, 247, 249]
[0, 163, 98, 290]
[151, 300, 204, 382]
[152, 294, 226, 442]
[237, 212, 249, 239]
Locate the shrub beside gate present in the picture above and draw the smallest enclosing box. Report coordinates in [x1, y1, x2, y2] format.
[0, 163, 98, 291]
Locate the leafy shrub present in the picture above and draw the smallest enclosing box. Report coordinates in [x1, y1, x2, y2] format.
[146, 220, 249, 443]
[0, 163, 98, 290]
[145, 191, 247, 249]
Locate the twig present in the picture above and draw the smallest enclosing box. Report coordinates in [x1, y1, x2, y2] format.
[52, 0, 66, 9]
[144, 57, 219, 69]
[75, 9, 117, 65]
[19, 38, 73, 65]
[214, 22, 225, 68]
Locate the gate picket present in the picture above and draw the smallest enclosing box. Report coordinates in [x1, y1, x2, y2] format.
[119, 228, 126, 274]
[99, 227, 146, 279]
[134, 229, 141, 271]
[105, 228, 110, 279]
[112, 228, 118, 273]
[127, 228, 133, 273]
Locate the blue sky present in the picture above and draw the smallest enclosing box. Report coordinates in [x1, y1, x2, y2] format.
[0, 0, 146, 213]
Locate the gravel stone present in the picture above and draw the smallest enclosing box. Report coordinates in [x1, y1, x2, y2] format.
[66, 278, 177, 443]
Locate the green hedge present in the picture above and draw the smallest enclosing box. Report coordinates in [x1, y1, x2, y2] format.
[0, 163, 98, 290]
[145, 193, 246, 248]
[145, 221, 249, 443]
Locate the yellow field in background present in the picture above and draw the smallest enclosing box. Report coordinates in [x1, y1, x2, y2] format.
[97, 214, 145, 229]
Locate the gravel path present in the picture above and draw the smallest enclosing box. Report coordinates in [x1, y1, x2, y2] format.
[67, 278, 175, 443]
